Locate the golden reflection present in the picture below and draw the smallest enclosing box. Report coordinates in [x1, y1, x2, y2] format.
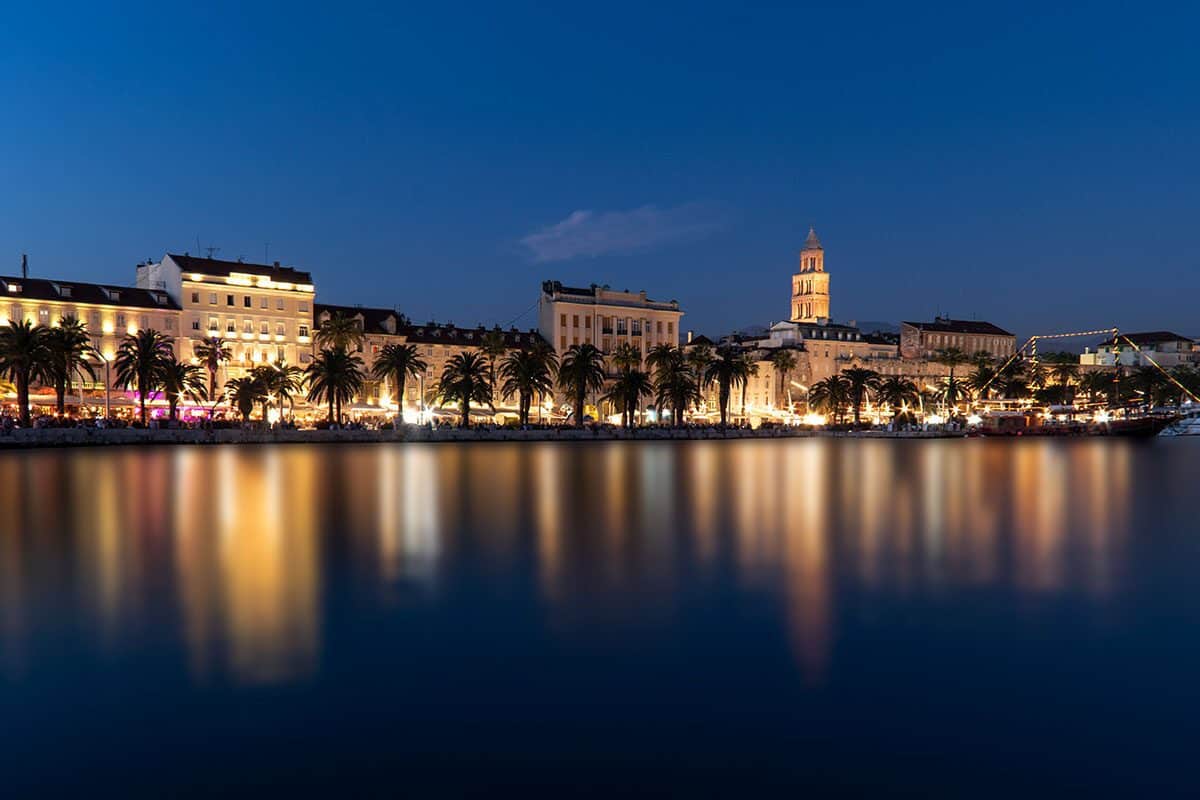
[0, 438, 1145, 689]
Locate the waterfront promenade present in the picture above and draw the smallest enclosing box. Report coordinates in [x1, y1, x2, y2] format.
[0, 425, 967, 449]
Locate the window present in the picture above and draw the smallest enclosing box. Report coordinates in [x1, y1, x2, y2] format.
[667, 321, 674, 337]
[38, 308, 49, 322]
[276, 298, 285, 310]
[191, 292, 200, 304]
[617, 319, 627, 335]
[192, 320, 201, 330]
[277, 347, 285, 362]
[261, 322, 269, 334]
[560, 314, 566, 328]
[300, 352, 312, 364]
[261, 297, 268, 308]
[299, 325, 309, 338]
[243, 320, 253, 333]
[208, 317, 218, 331]
[243, 296, 251, 308]
[226, 294, 234, 306]
[298, 302, 309, 313]
[560, 336, 566, 349]
[209, 293, 217, 304]
[276, 323, 285, 336]
[165, 317, 175, 330]
[227, 321, 236, 333]
[584, 315, 591, 329]
[572, 314, 579, 328]
[116, 313, 126, 328]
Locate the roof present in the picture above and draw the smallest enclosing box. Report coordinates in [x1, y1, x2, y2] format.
[1105, 331, 1194, 347]
[902, 318, 1014, 336]
[315, 302, 547, 348]
[802, 227, 823, 250]
[314, 303, 402, 335]
[167, 253, 314, 285]
[541, 280, 681, 311]
[0, 275, 180, 311]
[684, 334, 716, 348]
[400, 322, 548, 349]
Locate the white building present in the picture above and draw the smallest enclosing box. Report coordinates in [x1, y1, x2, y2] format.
[137, 254, 316, 375]
[1080, 331, 1197, 368]
[538, 281, 683, 365]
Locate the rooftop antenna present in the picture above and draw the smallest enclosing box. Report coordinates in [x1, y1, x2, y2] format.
[204, 244, 220, 259]
[20, 253, 27, 280]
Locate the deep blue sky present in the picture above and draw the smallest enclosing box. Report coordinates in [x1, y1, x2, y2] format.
[3, 1, 1198, 340]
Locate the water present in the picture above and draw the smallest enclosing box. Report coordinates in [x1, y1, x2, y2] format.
[2, 439, 1199, 795]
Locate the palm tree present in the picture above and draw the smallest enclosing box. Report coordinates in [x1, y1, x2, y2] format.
[610, 342, 642, 373]
[875, 375, 920, 422]
[306, 347, 365, 423]
[160, 357, 207, 421]
[0, 319, 52, 426]
[113, 329, 174, 425]
[225, 376, 266, 423]
[686, 343, 715, 412]
[1078, 369, 1117, 406]
[603, 369, 653, 429]
[193, 336, 231, 405]
[1129, 365, 1168, 408]
[438, 350, 492, 428]
[841, 366, 880, 427]
[371, 343, 427, 424]
[45, 316, 95, 415]
[933, 347, 971, 413]
[937, 375, 970, 411]
[480, 329, 508, 407]
[558, 343, 606, 427]
[809, 375, 851, 424]
[967, 362, 998, 402]
[500, 346, 558, 426]
[254, 361, 305, 422]
[770, 349, 798, 413]
[703, 347, 751, 427]
[315, 311, 365, 353]
[647, 344, 698, 426]
[736, 351, 760, 421]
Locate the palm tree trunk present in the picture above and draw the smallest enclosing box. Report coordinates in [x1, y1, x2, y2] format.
[327, 397, 334, 423]
[17, 372, 31, 427]
[397, 371, 406, 425]
[55, 384, 66, 416]
[462, 396, 470, 428]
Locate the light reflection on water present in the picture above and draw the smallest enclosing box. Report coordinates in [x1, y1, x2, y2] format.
[0, 439, 1146, 689]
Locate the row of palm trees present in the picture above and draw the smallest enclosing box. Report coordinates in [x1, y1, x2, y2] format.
[802, 347, 1200, 427]
[0, 318, 215, 427]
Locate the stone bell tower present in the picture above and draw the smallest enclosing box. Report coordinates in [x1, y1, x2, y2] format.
[790, 227, 829, 322]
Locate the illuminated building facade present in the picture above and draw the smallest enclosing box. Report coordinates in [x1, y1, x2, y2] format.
[790, 228, 829, 323]
[0, 275, 180, 396]
[137, 254, 316, 377]
[899, 317, 1016, 360]
[315, 303, 547, 413]
[538, 280, 683, 365]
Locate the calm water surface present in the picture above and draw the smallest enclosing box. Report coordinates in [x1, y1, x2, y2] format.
[2, 439, 1199, 795]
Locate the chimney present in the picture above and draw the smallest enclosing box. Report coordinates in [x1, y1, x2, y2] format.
[20, 253, 27, 280]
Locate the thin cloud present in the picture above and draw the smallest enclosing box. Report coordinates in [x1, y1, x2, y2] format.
[519, 203, 723, 262]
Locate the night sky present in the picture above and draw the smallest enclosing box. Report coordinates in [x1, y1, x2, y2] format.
[3, 2, 1198, 341]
